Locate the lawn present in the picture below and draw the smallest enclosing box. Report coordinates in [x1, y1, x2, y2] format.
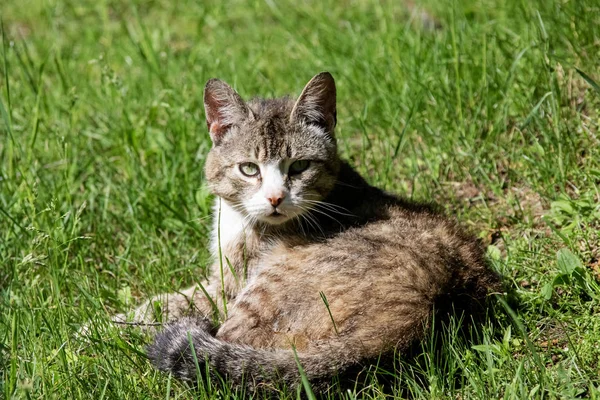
[1, 0, 600, 398]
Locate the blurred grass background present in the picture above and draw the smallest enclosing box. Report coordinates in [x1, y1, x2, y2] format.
[1, 0, 600, 398]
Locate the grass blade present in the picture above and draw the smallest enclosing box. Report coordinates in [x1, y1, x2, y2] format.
[1, 20, 11, 123]
[291, 345, 316, 400]
[575, 68, 600, 96]
[319, 291, 339, 335]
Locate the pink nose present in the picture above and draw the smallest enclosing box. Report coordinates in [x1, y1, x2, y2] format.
[267, 194, 285, 207]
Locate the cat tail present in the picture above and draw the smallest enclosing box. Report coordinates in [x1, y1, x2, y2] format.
[147, 317, 360, 392]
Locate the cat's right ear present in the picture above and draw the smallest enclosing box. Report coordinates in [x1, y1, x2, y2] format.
[204, 79, 252, 145]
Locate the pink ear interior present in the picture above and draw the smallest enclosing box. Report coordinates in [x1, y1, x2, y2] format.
[204, 91, 229, 142]
[208, 120, 223, 137]
[203, 79, 250, 145]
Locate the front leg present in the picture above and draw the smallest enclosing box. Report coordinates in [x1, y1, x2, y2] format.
[113, 250, 248, 329]
[113, 281, 223, 327]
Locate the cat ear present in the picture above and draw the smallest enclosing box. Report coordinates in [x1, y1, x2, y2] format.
[290, 72, 337, 135]
[204, 79, 252, 144]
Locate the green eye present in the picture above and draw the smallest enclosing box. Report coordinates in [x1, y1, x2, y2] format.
[289, 160, 311, 175]
[239, 162, 260, 177]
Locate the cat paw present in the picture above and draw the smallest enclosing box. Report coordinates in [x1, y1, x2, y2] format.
[110, 296, 180, 329]
[75, 309, 165, 341]
[110, 310, 163, 330]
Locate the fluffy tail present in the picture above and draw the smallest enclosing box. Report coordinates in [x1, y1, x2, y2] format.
[147, 318, 359, 392]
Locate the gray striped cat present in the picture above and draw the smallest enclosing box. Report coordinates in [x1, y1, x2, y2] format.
[130, 72, 500, 392]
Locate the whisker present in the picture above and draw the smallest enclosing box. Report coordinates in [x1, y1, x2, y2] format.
[296, 205, 326, 238]
[304, 205, 345, 228]
[305, 200, 352, 213]
[294, 215, 307, 237]
[333, 180, 363, 189]
[302, 201, 355, 217]
[300, 213, 320, 236]
[302, 197, 355, 214]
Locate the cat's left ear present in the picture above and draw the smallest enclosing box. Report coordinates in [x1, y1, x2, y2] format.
[290, 72, 336, 135]
[204, 79, 252, 145]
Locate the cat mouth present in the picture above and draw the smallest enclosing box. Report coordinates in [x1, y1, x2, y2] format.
[262, 210, 291, 224]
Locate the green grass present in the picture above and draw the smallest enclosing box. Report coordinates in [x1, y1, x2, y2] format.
[1, 0, 600, 398]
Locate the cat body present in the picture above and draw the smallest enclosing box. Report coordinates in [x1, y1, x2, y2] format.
[130, 73, 500, 391]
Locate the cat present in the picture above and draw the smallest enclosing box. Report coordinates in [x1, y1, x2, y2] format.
[120, 72, 501, 392]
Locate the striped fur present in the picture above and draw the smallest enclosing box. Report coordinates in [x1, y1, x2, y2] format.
[134, 73, 501, 392]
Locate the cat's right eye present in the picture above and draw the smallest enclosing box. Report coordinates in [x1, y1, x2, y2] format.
[239, 162, 260, 177]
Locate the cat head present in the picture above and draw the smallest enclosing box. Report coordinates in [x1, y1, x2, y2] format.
[203, 72, 340, 226]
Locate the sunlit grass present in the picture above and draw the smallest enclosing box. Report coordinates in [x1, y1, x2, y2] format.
[1, 0, 600, 398]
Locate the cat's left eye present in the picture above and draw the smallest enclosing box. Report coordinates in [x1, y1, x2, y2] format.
[239, 162, 260, 177]
[289, 160, 311, 175]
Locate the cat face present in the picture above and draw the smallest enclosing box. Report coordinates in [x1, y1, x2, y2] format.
[203, 73, 340, 226]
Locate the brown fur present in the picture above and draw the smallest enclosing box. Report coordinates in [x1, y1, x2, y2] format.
[123, 72, 501, 392]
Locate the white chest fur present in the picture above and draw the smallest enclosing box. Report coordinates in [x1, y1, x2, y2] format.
[210, 199, 248, 260]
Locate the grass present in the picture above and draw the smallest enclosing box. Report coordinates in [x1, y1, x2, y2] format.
[1, 0, 599, 398]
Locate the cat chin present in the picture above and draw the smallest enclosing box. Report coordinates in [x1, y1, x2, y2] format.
[257, 214, 293, 226]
